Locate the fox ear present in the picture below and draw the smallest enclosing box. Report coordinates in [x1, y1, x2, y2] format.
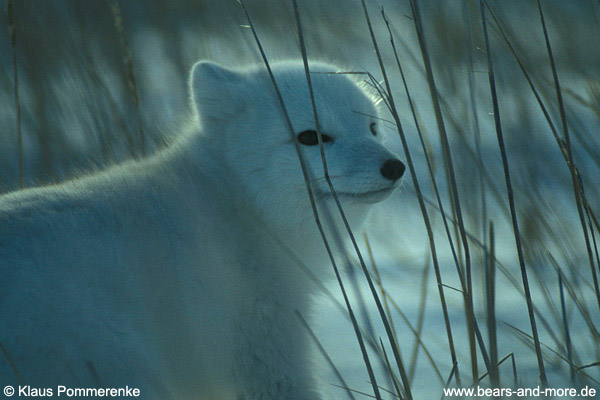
[190, 61, 244, 123]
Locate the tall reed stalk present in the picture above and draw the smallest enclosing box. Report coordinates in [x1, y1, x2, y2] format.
[479, 0, 547, 386]
[7, 0, 23, 188]
[111, 0, 145, 157]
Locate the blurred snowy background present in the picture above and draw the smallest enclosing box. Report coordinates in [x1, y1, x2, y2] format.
[1, 0, 599, 398]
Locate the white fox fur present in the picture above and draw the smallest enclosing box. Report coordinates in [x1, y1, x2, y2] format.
[0, 60, 403, 399]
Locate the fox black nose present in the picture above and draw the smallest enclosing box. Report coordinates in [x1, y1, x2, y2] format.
[380, 159, 406, 181]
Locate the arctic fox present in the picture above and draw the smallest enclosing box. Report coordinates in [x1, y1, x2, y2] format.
[0, 60, 405, 399]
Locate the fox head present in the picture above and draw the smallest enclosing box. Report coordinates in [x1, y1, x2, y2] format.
[189, 60, 404, 240]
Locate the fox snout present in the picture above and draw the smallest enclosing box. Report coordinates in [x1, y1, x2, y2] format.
[380, 159, 405, 181]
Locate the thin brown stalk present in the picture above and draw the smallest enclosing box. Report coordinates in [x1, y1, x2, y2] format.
[485, 222, 499, 386]
[558, 272, 575, 384]
[386, 296, 444, 384]
[548, 255, 600, 345]
[577, 362, 600, 371]
[364, 234, 402, 392]
[72, 0, 135, 158]
[379, 338, 403, 399]
[474, 353, 515, 386]
[111, 0, 145, 157]
[7, 0, 23, 188]
[584, 203, 600, 289]
[472, 318, 492, 380]
[0, 341, 24, 384]
[365, 233, 400, 353]
[439, 363, 457, 400]
[330, 384, 377, 399]
[509, 353, 518, 387]
[479, 0, 547, 386]
[462, 1, 487, 245]
[408, 254, 430, 383]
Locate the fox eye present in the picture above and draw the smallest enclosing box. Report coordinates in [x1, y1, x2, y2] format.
[370, 122, 377, 136]
[297, 130, 333, 146]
